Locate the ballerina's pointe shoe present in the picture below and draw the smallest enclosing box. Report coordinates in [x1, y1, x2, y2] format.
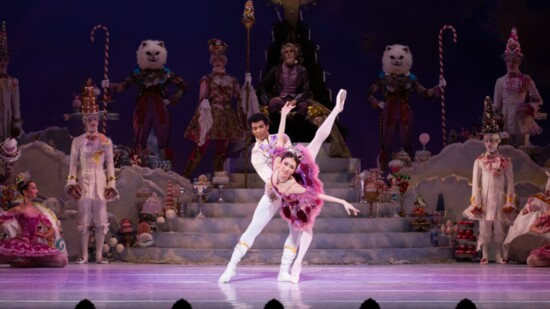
[290, 263, 302, 284]
[335, 89, 347, 113]
[218, 263, 237, 283]
[479, 258, 489, 265]
[278, 271, 292, 282]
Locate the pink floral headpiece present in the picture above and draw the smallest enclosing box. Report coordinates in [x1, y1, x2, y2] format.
[284, 147, 304, 162]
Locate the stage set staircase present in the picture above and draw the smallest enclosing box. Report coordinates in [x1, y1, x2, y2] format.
[123, 148, 454, 265]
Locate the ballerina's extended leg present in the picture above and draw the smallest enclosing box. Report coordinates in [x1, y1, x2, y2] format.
[306, 89, 347, 158]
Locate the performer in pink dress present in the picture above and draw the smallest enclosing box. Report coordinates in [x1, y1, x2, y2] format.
[0, 176, 67, 267]
[269, 102, 359, 283]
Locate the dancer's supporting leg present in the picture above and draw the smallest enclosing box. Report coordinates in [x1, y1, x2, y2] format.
[306, 89, 346, 158]
[218, 195, 281, 283]
[278, 224, 301, 281]
[290, 227, 313, 284]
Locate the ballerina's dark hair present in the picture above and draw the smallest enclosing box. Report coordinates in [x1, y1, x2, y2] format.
[15, 174, 33, 195]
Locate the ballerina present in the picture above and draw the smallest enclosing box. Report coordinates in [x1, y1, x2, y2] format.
[270, 100, 359, 283]
[0, 175, 67, 267]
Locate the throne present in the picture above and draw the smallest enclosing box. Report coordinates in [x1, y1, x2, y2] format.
[256, 20, 349, 157]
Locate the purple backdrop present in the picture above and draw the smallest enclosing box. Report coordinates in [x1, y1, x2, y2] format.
[1, 0, 548, 175]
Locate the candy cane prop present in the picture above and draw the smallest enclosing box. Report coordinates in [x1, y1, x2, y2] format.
[90, 24, 110, 133]
[438, 25, 457, 146]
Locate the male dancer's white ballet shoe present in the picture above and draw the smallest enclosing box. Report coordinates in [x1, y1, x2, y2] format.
[218, 262, 237, 283]
[218, 243, 247, 283]
[277, 271, 292, 282]
[290, 263, 302, 284]
[335, 89, 347, 113]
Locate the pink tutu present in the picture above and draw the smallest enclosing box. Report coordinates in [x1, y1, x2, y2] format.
[0, 211, 60, 258]
[278, 186, 323, 230]
[0, 237, 59, 258]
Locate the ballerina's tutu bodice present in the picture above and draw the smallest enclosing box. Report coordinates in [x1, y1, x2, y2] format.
[271, 145, 324, 230]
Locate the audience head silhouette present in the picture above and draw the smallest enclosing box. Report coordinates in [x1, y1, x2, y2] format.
[264, 298, 285, 309]
[171, 298, 193, 309]
[456, 298, 477, 309]
[359, 298, 381, 309]
[74, 299, 96, 309]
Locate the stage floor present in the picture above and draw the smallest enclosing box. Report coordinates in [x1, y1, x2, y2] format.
[0, 263, 549, 309]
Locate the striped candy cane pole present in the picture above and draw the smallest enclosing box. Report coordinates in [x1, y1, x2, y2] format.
[438, 25, 457, 146]
[91, 24, 110, 134]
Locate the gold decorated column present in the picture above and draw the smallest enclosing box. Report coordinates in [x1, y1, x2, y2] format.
[242, 0, 256, 188]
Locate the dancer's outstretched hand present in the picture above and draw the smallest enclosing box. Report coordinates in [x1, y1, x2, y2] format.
[281, 101, 295, 117]
[343, 201, 360, 216]
[335, 89, 347, 113]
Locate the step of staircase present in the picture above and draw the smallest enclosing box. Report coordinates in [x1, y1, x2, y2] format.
[122, 247, 453, 265]
[149, 231, 433, 249]
[171, 217, 413, 233]
[196, 188, 358, 203]
[182, 202, 370, 218]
